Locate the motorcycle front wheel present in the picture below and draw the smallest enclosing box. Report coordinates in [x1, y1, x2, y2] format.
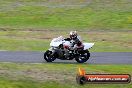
[44, 50, 56, 62]
[75, 50, 90, 63]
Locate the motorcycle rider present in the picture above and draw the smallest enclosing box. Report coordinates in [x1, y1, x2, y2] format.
[63, 31, 84, 59]
[65, 31, 83, 49]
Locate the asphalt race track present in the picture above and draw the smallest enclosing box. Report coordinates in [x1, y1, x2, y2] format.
[0, 51, 132, 64]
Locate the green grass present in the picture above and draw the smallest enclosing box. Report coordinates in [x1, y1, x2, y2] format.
[0, 0, 132, 52]
[0, 0, 131, 30]
[0, 31, 131, 52]
[0, 62, 131, 88]
[0, 37, 49, 50]
[0, 0, 131, 51]
[0, 1, 131, 88]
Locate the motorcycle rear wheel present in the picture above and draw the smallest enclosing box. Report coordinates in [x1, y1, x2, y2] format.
[75, 50, 90, 63]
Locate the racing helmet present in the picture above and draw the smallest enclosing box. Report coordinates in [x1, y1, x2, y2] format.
[70, 31, 77, 39]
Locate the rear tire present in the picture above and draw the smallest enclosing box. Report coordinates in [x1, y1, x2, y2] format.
[75, 50, 90, 63]
[44, 50, 56, 62]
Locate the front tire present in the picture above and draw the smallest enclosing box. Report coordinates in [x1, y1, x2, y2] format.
[44, 50, 56, 62]
[75, 50, 90, 63]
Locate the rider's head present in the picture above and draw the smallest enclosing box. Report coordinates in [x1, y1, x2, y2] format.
[70, 31, 77, 39]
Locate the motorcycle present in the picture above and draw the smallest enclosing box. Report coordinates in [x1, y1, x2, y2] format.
[44, 36, 94, 63]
